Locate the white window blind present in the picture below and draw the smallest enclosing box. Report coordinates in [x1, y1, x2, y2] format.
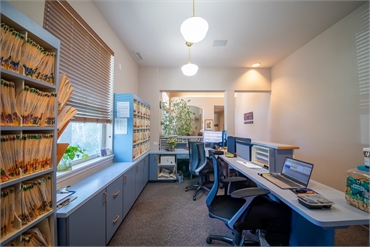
[43, 0, 114, 123]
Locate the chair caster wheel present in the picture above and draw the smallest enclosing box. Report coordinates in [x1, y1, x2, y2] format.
[185, 189, 189, 192]
[206, 237, 212, 244]
[193, 197, 196, 201]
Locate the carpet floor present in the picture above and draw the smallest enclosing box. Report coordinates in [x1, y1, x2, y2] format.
[108, 178, 369, 246]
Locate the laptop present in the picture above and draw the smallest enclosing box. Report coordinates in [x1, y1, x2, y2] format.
[260, 157, 314, 189]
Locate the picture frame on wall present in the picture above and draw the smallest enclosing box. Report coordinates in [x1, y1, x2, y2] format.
[204, 119, 214, 130]
[244, 112, 253, 124]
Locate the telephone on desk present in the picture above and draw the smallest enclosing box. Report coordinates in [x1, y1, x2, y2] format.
[210, 145, 224, 155]
[213, 144, 227, 151]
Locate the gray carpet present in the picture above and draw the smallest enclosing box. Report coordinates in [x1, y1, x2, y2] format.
[108, 178, 369, 246]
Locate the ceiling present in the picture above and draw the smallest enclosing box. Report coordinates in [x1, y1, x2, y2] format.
[93, 0, 365, 69]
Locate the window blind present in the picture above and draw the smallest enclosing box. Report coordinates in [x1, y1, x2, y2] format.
[43, 0, 114, 123]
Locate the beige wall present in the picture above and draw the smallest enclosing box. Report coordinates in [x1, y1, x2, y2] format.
[235, 92, 271, 141]
[8, 0, 140, 94]
[269, 2, 369, 191]
[139, 67, 271, 150]
[7, 0, 45, 25]
[10, 0, 368, 191]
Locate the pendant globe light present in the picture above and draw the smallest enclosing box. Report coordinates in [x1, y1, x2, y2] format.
[180, 0, 209, 43]
[181, 42, 198, 76]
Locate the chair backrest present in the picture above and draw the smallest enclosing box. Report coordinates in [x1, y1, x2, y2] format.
[195, 142, 207, 174]
[188, 141, 200, 174]
[206, 151, 220, 207]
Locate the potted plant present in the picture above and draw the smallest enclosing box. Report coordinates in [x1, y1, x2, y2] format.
[161, 98, 196, 136]
[57, 144, 88, 172]
[167, 137, 178, 151]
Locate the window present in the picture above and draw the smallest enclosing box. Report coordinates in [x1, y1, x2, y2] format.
[43, 0, 114, 170]
[57, 122, 107, 161]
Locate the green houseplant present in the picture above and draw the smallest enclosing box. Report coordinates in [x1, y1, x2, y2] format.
[167, 137, 178, 151]
[57, 144, 88, 172]
[161, 98, 196, 136]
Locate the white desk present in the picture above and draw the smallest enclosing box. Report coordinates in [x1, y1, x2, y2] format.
[219, 155, 369, 246]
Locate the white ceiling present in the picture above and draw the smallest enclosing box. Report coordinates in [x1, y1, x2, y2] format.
[93, 0, 366, 68]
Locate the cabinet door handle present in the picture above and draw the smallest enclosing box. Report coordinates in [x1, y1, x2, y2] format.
[113, 215, 120, 223]
[103, 192, 107, 203]
[124, 175, 127, 184]
[113, 190, 120, 197]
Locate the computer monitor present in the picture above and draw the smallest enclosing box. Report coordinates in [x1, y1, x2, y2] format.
[203, 131, 223, 147]
[235, 138, 252, 160]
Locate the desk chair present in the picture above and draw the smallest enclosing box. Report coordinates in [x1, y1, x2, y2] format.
[206, 151, 270, 246]
[185, 142, 213, 200]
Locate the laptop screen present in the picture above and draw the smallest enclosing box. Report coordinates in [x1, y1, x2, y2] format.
[281, 157, 314, 186]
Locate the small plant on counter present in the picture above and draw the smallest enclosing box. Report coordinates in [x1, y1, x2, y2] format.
[57, 145, 88, 172]
[167, 137, 178, 151]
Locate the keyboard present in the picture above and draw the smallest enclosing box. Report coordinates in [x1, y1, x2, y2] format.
[270, 174, 300, 187]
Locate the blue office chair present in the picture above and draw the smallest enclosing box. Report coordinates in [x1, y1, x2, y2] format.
[185, 141, 213, 200]
[206, 151, 270, 246]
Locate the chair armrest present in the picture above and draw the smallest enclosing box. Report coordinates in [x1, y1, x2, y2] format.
[231, 187, 270, 199]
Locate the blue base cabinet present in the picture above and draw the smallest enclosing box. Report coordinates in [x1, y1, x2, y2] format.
[57, 176, 124, 246]
[123, 166, 137, 218]
[58, 190, 106, 246]
[149, 154, 159, 180]
[106, 176, 124, 243]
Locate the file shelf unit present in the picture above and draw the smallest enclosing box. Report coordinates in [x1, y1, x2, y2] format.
[0, 2, 60, 246]
[251, 141, 299, 173]
[113, 94, 151, 162]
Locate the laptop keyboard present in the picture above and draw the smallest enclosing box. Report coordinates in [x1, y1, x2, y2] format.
[270, 174, 299, 187]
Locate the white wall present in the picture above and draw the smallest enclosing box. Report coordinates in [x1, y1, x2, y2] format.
[269, 2, 369, 190]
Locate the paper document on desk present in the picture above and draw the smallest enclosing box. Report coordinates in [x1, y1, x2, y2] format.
[237, 160, 262, 168]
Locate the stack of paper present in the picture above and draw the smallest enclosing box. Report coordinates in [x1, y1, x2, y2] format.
[0, 79, 18, 126]
[1, 23, 55, 84]
[0, 134, 54, 182]
[57, 74, 76, 134]
[0, 24, 25, 73]
[0, 176, 52, 239]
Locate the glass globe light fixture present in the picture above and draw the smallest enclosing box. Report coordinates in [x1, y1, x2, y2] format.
[181, 62, 198, 76]
[181, 16, 209, 43]
[180, 0, 208, 43]
[181, 42, 198, 76]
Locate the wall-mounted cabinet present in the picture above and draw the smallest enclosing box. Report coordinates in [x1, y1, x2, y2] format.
[0, 2, 60, 246]
[113, 94, 150, 162]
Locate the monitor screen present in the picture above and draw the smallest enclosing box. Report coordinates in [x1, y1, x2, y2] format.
[236, 141, 251, 161]
[203, 131, 223, 144]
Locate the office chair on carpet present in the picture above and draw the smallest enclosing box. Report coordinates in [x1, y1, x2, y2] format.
[206, 150, 270, 246]
[185, 141, 213, 200]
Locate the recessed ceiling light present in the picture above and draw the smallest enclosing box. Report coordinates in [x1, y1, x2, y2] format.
[252, 63, 261, 67]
